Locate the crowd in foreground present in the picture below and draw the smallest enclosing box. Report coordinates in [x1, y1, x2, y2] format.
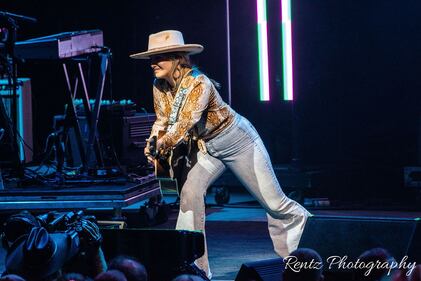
[0, 210, 420, 281]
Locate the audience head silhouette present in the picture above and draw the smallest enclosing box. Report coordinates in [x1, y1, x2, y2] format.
[59, 272, 91, 281]
[172, 274, 207, 281]
[108, 256, 147, 281]
[94, 270, 127, 281]
[354, 247, 396, 281]
[283, 248, 324, 281]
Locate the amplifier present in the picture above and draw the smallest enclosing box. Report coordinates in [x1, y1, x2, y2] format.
[57, 112, 156, 169]
[0, 78, 33, 163]
[103, 113, 156, 168]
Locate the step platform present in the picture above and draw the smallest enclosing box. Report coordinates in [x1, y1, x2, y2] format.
[0, 174, 160, 211]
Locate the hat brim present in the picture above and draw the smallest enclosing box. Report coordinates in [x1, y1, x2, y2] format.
[5, 233, 72, 280]
[130, 44, 203, 59]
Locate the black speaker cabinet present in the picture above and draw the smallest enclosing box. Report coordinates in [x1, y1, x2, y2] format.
[100, 113, 156, 167]
[101, 228, 204, 281]
[235, 258, 284, 281]
[298, 215, 421, 267]
[56, 112, 156, 168]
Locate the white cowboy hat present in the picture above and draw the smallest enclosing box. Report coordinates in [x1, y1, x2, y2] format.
[130, 30, 204, 59]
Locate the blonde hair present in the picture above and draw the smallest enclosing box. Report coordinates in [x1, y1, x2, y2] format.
[154, 52, 221, 90]
[159, 52, 192, 92]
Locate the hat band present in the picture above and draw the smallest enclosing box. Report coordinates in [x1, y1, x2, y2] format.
[148, 44, 191, 52]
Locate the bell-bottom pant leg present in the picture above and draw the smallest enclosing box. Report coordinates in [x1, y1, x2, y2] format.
[175, 151, 225, 278]
[225, 136, 311, 257]
[206, 116, 311, 258]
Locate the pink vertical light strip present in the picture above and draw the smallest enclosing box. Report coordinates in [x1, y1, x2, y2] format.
[226, 0, 232, 105]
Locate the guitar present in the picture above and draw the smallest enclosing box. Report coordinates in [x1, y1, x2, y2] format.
[149, 133, 197, 196]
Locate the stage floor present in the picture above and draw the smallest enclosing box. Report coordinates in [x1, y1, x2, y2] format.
[151, 191, 421, 280]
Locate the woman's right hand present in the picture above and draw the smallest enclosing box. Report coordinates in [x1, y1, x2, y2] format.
[144, 139, 155, 165]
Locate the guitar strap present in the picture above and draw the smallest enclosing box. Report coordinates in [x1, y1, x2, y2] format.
[164, 74, 198, 190]
[167, 72, 207, 155]
[168, 83, 199, 156]
[168, 86, 189, 129]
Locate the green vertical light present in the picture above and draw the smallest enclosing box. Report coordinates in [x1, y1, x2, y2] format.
[257, 0, 270, 101]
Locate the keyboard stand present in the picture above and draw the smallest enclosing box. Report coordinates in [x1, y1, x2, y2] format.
[59, 50, 110, 175]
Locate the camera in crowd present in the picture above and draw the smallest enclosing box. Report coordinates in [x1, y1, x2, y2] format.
[1, 210, 104, 280]
[1, 210, 102, 253]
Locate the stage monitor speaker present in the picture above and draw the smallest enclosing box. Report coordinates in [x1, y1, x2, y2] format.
[298, 215, 421, 269]
[101, 228, 205, 281]
[235, 258, 284, 281]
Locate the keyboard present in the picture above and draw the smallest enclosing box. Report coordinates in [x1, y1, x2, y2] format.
[15, 29, 104, 60]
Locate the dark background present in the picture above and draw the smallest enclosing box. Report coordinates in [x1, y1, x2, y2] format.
[2, 0, 421, 203]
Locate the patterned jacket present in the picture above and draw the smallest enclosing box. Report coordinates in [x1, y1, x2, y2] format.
[150, 68, 236, 149]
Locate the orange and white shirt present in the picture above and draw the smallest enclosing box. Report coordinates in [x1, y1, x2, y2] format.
[150, 69, 236, 149]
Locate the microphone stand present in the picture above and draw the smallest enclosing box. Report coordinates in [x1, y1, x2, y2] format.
[8, 17, 20, 175]
[0, 11, 37, 24]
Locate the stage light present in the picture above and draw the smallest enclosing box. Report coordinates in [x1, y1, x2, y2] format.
[257, 0, 270, 101]
[281, 0, 294, 100]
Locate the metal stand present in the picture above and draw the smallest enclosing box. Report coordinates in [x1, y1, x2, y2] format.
[57, 50, 110, 176]
[0, 11, 37, 178]
[0, 127, 4, 188]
